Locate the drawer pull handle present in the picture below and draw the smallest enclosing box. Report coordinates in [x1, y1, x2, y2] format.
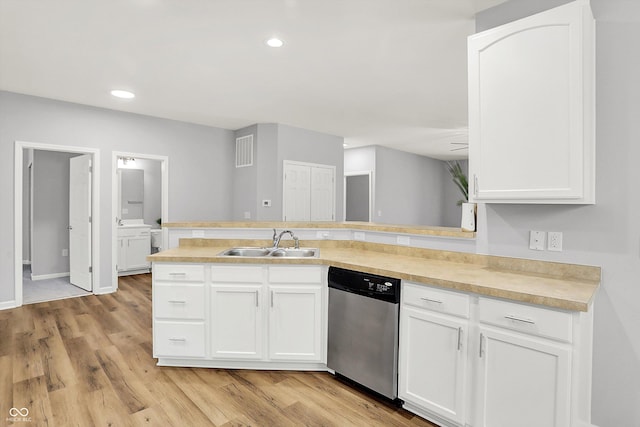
[479, 333, 485, 358]
[420, 297, 443, 304]
[168, 300, 186, 304]
[168, 337, 186, 342]
[457, 327, 463, 351]
[255, 290, 259, 307]
[169, 272, 187, 276]
[504, 315, 535, 325]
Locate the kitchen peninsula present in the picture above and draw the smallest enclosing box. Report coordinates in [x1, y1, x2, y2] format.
[148, 221, 599, 427]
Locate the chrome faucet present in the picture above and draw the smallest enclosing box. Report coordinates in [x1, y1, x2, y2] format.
[272, 229, 300, 249]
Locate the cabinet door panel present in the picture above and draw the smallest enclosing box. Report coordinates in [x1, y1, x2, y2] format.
[399, 306, 467, 424]
[126, 236, 151, 270]
[269, 285, 322, 361]
[468, 1, 594, 203]
[211, 285, 263, 359]
[476, 326, 571, 427]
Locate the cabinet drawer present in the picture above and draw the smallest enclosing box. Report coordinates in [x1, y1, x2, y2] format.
[118, 227, 151, 237]
[268, 266, 323, 284]
[154, 284, 205, 319]
[478, 297, 573, 343]
[403, 282, 470, 318]
[211, 265, 263, 283]
[154, 264, 205, 282]
[154, 321, 206, 358]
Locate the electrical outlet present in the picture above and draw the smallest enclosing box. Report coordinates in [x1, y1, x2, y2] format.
[262, 199, 271, 207]
[244, 211, 251, 219]
[62, 249, 69, 257]
[529, 230, 545, 251]
[397, 235, 411, 246]
[548, 231, 563, 251]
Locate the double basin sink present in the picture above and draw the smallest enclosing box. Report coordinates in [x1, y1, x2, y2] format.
[219, 247, 319, 258]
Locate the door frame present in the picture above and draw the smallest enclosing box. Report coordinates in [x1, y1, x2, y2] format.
[111, 151, 169, 290]
[344, 170, 373, 222]
[14, 141, 100, 308]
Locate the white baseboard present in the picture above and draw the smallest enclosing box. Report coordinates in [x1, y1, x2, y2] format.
[93, 287, 116, 295]
[0, 300, 17, 311]
[31, 272, 70, 281]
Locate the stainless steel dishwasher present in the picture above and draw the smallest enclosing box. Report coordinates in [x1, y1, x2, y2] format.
[327, 266, 401, 401]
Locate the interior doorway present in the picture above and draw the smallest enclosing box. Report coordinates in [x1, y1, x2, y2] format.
[344, 171, 372, 222]
[14, 141, 100, 307]
[111, 152, 169, 289]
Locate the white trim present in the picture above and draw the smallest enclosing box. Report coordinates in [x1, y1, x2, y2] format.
[0, 300, 17, 311]
[14, 141, 101, 308]
[31, 272, 70, 281]
[22, 260, 31, 265]
[343, 170, 373, 222]
[112, 151, 169, 291]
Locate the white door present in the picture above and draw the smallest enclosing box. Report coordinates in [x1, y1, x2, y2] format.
[269, 285, 322, 361]
[310, 166, 335, 221]
[283, 163, 311, 221]
[399, 306, 468, 425]
[69, 154, 92, 291]
[211, 285, 264, 360]
[475, 326, 571, 427]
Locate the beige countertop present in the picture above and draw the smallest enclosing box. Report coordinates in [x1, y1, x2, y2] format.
[149, 239, 600, 312]
[162, 221, 476, 239]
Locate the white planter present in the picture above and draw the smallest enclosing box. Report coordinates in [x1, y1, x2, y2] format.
[461, 202, 476, 232]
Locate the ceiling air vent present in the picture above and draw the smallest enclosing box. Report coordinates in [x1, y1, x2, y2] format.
[235, 135, 254, 168]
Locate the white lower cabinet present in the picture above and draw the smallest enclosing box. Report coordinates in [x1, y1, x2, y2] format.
[268, 285, 323, 361]
[210, 284, 264, 359]
[152, 262, 325, 369]
[400, 284, 591, 427]
[399, 282, 469, 427]
[475, 325, 571, 427]
[474, 296, 573, 427]
[152, 264, 206, 359]
[118, 226, 151, 275]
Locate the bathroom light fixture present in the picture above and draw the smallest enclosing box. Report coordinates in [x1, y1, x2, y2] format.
[266, 38, 284, 48]
[111, 89, 135, 99]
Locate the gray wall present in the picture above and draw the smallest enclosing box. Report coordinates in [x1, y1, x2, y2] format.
[255, 124, 279, 221]
[31, 150, 78, 277]
[476, 1, 640, 425]
[232, 124, 259, 220]
[233, 123, 345, 221]
[0, 90, 235, 301]
[375, 145, 446, 226]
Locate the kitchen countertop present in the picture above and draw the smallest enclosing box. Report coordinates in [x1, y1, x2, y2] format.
[148, 239, 600, 312]
[162, 221, 476, 239]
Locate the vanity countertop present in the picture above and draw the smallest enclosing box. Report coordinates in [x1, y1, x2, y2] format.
[148, 239, 600, 312]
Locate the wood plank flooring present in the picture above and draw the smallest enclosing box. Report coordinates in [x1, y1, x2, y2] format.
[2, 274, 439, 427]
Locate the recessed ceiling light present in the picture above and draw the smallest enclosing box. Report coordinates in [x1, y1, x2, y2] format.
[266, 38, 284, 48]
[110, 89, 135, 99]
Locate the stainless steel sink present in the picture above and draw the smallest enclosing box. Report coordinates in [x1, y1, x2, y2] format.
[269, 248, 319, 258]
[218, 247, 319, 258]
[219, 247, 272, 257]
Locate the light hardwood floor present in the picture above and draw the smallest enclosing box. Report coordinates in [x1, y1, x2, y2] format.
[2, 274, 438, 427]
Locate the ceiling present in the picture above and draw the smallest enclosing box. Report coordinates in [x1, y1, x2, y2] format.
[0, 0, 505, 160]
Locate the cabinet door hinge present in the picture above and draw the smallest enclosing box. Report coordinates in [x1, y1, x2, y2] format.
[89, 216, 92, 223]
[89, 266, 93, 273]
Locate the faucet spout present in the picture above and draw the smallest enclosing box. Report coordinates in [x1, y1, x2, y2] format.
[273, 230, 299, 249]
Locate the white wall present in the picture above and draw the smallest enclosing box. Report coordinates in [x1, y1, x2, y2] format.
[0, 90, 235, 302]
[475, 1, 640, 425]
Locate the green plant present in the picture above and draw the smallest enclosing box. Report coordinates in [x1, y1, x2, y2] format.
[446, 161, 469, 206]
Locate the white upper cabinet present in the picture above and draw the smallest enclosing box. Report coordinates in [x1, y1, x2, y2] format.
[468, 0, 595, 204]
